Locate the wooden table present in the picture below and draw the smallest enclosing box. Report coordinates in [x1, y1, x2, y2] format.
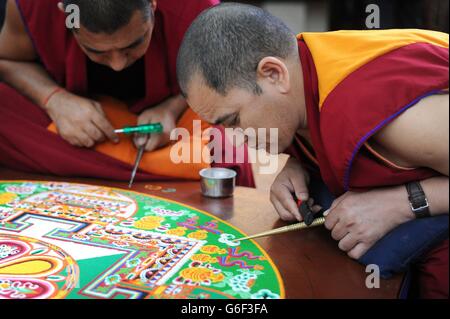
[0, 168, 404, 298]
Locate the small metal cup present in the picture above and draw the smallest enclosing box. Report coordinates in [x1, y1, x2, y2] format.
[199, 168, 237, 198]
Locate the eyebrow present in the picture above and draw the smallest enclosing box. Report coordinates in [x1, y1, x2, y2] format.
[84, 30, 148, 54]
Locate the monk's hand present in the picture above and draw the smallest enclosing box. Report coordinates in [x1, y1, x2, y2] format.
[134, 98, 182, 152]
[270, 157, 318, 222]
[45, 89, 119, 148]
[324, 186, 415, 260]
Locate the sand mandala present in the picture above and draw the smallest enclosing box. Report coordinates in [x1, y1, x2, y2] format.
[0, 181, 284, 299]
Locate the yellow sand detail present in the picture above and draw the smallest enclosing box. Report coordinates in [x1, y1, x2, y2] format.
[0, 260, 53, 276]
[191, 254, 218, 264]
[187, 230, 208, 240]
[133, 216, 165, 230]
[0, 192, 17, 205]
[166, 227, 187, 236]
[180, 267, 224, 284]
[200, 245, 227, 255]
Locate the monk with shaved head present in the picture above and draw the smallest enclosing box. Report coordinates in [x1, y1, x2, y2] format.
[177, 3, 449, 298]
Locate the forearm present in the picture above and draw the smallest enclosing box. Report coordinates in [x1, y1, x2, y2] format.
[421, 176, 449, 216]
[393, 176, 449, 224]
[166, 94, 188, 120]
[0, 59, 60, 111]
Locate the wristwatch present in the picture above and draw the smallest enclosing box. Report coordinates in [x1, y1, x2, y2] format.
[406, 182, 431, 219]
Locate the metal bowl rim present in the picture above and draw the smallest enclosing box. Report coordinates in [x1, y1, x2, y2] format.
[199, 168, 237, 180]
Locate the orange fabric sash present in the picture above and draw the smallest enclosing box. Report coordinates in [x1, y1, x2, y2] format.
[48, 97, 211, 180]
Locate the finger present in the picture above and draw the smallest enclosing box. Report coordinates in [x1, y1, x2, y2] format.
[311, 205, 323, 214]
[324, 194, 350, 229]
[92, 113, 119, 144]
[338, 233, 359, 252]
[80, 127, 96, 148]
[289, 175, 309, 201]
[84, 124, 105, 143]
[348, 243, 369, 260]
[93, 102, 105, 115]
[62, 132, 79, 147]
[137, 113, 152, 126]
[67, 136, 82, 147]
[60, 132, 77, 147]
[271, 197, 298, 222]
[272, 185, 302, 221]
[77, 131, 95, 148]
[134, 133, 149, 148]
[325, 207, 340, 230]
[275, 186, 303, 221]
[331, 221, 348, 241]
[324, 192, 350, 216]
[144, 134, 163, 152]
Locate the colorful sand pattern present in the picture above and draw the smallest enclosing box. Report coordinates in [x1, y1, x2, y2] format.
[0, 182, 284, 299]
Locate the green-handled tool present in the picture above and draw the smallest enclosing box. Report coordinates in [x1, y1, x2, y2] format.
[128, 145, 146, 189]
[115, 123, 163, 135]
[117, 123, 164, 188]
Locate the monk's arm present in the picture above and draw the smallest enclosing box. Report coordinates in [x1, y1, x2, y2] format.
[168, 94, 189, 119]
[373, 93, 449, 216]
[324, 94, 448, 258]
[0, 60, 63, 109]
[0, 0, 61, 109]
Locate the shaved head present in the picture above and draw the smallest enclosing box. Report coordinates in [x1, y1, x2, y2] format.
[63, 0, 152, 34]
[177, 3, 298, 97]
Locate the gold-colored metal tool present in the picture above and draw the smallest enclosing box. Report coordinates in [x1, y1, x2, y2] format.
[128, 145, 145, 189]
[235, 217, 326, 242]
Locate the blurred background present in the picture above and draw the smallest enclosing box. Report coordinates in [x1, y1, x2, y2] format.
[223, 0, 449, 33]
[1, 0, 449, 33]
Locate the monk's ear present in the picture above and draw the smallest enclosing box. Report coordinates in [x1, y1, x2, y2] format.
[149, 0, 157, 11]
[256, 57, 291, 94]
[57, 2, 65, 13]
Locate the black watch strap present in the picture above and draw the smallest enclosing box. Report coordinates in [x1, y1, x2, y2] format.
[406, 182, 431, 219]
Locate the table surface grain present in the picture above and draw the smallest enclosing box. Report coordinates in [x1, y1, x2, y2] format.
[0, 168, 404, 299]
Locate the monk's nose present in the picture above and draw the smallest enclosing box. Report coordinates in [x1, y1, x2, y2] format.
[109, 52, 128, 72]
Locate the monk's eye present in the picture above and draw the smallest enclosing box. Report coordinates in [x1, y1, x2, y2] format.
[125, 38, 145, 50]
[224, 114, 239, 127]
[86, 48, 106, 56]
[231, 114, 240, 127]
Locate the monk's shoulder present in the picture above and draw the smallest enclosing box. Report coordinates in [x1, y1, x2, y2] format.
[372, 93, 449, 172]
[0, 0, 36, 60]
[15, 0, 60, 16]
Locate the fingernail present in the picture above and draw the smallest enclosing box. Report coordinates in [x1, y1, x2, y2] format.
[297, 193, 309, 201]
[137, 137, 146, 146]
[323, 210, 330, 217]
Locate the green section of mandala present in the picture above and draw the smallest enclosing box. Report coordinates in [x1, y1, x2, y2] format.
[66, 254, 124, 299]
[0, 181, 284, 299]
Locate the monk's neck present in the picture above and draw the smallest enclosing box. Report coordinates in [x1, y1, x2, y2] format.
[293, 58, 308, 132]
[296, 102, 310, 143]
[291, 55, 310, 141]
